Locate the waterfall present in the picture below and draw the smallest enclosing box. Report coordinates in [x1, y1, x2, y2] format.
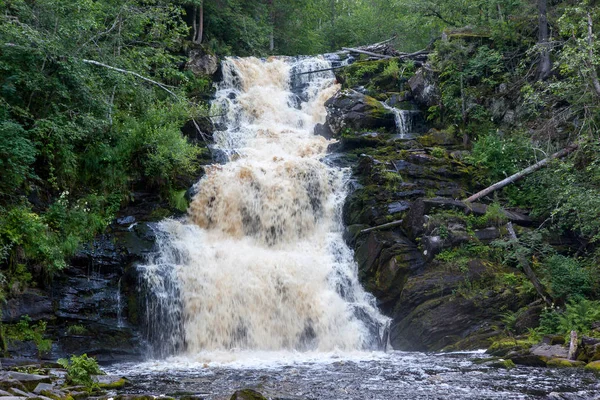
[138, 56, 389, 357]
[381, 101, 419, 138]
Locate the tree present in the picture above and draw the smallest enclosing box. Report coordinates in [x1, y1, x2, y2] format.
[537, 0, 552, 80]
[192, 0, 204, 44]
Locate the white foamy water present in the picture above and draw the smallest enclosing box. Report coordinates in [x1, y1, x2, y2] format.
[138, 56, 389, 359]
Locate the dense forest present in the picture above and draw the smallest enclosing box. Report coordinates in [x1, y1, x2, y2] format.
[2, 0, 600, 366]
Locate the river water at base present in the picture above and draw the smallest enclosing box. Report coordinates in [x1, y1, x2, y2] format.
[105, 351, 599, 399]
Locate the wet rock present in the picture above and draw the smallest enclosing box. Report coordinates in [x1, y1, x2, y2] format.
[511, 355, 547, 367]
[230, 389, 268, 400]
[355, 231, 424, 313]
[408, 68, 438, 108]
[8, 388, 31, 398]
[313, 123, 333, 140]
[387, 201, 410, 214]
[1, 290, 53, 323]
[117, 216, 136, 225]
[3, 373, 50, 392]
[32, 383, 54, 394]
[324, 90, 395, 135]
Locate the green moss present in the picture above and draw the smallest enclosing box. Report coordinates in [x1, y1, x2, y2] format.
[98, 378, 129, 389]
[487, 337, 535, 356]
[230, 389, 268, 400]
[546, 358, 585, 368]
[67, 325, 88, 335]
[40, 390, 63, 400]
[488, 359, 516, 369]
[585, 360, 600, 372]
[416, 130, 460, 147]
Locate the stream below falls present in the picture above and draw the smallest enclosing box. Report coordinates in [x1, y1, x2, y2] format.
[106, 351, 599, 399]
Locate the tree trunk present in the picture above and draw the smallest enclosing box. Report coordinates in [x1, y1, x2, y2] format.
[341, 47, 393, 59]
[568, 330, 578, 360]
[537, 0, 552, 80]
[587, 11, 600, 97]
[268, 0, 274, 52]
[192, 2, 204, 44]
[507, 223, 553, 307]
[464, 144, 578, 203]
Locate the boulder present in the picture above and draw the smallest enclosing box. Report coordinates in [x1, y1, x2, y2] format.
[584, 360, 600, 372]
[186, 49, 218, 76]
[324, 90, 396, 135]
[408, 68, 439, 108]
[230, 389, 268, 400]
[530, 344, 568, 359]
[4, 372, 51, 392]
[546, 358, 585, 368]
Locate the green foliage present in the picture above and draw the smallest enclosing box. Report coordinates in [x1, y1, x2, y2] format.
[117, 103, 201, 190]
[539, 299, 600, 337]
[57, 354, 103, 388]
[67, 325, 88, 335]
[542, 255, 593, 301]
[431, 147, 446, 158]
[169, 190, 189, 212]
[5, 315, 52, 355]
[0, 0, 207, 291]
[382, 60, 400, 79]
[468, 132, 534, 183]
[435, 243, 496, 272]
[0, 121, 36, 195]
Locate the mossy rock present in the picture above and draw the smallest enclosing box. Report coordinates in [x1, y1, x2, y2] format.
[510, 355, 547, 367]
[546, 358, 585, 368]
[487, 338, 534, 357]
[488, 359, 516, 369]
[584, 360, 600, 372]
[230, 389, 267, 400]
[97, 377, 129, 389]
[416, 129, 460, 148]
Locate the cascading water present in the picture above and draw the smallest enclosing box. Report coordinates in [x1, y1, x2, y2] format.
[138, 56, 389, 358]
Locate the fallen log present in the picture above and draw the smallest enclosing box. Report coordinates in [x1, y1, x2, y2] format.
[342, 47, 393, 59]
[358, 35, 397, 50]
[295, 65, 347, 76]
[398, 49, 430, 60]
[507, 222, 553, 307]
[360, 219, 403, 234]
[464, 144, 578, 203]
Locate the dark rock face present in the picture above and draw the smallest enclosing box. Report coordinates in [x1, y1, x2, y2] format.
[2, 218, 160, 363]
[324, 89, 396, 135]
[408, 68, 439, 108]
[326, 73, 541, 352]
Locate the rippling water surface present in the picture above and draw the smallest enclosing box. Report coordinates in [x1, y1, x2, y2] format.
[106, 351, 600, 399]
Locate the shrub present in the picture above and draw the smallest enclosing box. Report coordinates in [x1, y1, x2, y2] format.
[468, 132, 534, 183]
[542, 255, 593, 301]
[0, 121, 36, 194]
[5, 315, 52, 356]
[57, 354, 104, 388]
[117, 103, 201, 190]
